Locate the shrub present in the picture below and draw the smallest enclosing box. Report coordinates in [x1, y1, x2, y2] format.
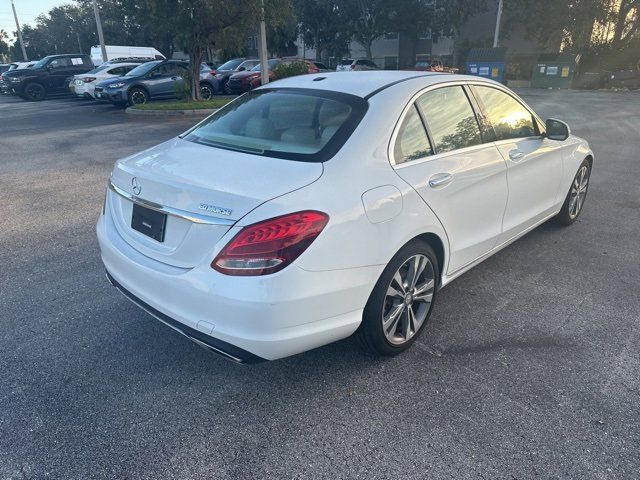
[273, 61, 309, 80]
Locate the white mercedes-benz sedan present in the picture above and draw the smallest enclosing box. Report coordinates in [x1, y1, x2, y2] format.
[97, 71, 593, 363]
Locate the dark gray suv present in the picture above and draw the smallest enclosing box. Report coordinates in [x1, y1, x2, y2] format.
[93, 60, 189, 106]
[3, 54, 94, 101]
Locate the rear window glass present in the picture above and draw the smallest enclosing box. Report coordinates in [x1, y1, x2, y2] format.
[185, 89, 368, 162]
[218, 59, 243, 70]
[340, 60, 354, 65]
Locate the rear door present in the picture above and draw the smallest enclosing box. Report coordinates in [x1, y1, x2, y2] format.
[392, 84, 508, 274]
[470, 84, 564, 241]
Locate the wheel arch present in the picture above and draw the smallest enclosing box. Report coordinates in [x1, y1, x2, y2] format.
[399, 232, 447, 286]
[127, 84, 151, 100]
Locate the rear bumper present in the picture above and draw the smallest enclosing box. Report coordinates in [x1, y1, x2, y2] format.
[106, 271, 264, 363]
[97, 209, 377, 360]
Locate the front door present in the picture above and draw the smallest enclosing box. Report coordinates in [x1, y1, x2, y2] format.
[391, 85, 509, 274]
[470, 85, 564, 241]
[46, 57, 76, 91]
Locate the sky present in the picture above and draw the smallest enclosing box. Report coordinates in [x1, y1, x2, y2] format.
[1, 0, 66, 43]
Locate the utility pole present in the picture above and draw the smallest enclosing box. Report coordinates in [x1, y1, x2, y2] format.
[92, 0, 108, 61]
[258, 0, 269, 86]
[10, 0, 28, 61]
[493, 0, 503, 48]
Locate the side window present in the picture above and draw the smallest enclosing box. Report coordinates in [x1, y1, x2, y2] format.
[49, 58, 72, 69]
[416, 86, 482, 154]
[108, 67, 125, 75]
[393, 105, 432, 164]
[156, 63, 175, 75]
[474, 86, 536, 141]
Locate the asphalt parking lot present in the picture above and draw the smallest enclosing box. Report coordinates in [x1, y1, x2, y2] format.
[1, 89, 639, 479]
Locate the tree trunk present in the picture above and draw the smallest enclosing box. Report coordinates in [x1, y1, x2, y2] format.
[189, 45, 202, 101]
[364, 41, 373, 60]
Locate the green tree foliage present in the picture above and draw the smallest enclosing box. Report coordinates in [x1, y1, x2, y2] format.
[273, 60, 308, 78]
[295, 0, 489, 64]
[0, 29, 9, 60]
[294, 0, 350, 61]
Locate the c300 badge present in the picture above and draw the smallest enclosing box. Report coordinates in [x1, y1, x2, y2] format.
[198, 203, 232, 216]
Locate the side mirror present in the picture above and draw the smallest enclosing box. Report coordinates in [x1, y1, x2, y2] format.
[238, 66, 246, 71]
[545, 118, 570, 141]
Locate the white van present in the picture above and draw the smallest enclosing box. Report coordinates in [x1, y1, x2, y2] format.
[90, 45, 165, 66]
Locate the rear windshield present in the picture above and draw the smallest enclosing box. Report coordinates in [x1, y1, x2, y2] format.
[185, 89, 368, 162]
[340, 60, 354, 65]
[250, 59, 279, 72]
[218, 59, 243, 71]
[87, 65, 112, 75]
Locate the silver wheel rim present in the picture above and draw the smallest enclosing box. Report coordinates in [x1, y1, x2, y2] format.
[201, 85, 212, 99]
[131, 90, 147, 105]
[568, 165, 589, 219]
[382, 254, 435, 345]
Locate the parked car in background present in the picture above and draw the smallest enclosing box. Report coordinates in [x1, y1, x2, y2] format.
[94, 59, 188, 106]
[2, 54, 93, 100]
[227, 59, 281, 94]
[411, 59, 444, 72]
[310, 61, 330, 72]
[202, 58, 259, 96]
[69, 62, 145, 99]
[247, 58, 321, 89]
[336, 58, 379, 71]
[0, 64, 10, 74]
[90, 45, 165, 66]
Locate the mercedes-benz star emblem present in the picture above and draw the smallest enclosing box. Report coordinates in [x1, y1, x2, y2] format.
[131, 177, 141, 196]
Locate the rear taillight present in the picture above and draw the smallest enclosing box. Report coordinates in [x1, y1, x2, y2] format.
[83, 77, 96, 83]
[210, 69, 217, 75]
[212, 211, 329, 276]
[350, 64, 355, 70]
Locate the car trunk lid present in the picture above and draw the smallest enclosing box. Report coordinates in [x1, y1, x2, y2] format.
[108, 137, 323, 268]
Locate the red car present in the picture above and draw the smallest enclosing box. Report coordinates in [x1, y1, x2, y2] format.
[228, 58, 320, 94]
[412, 59, 444, 72]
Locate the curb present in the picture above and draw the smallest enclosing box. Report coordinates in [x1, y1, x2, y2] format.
[125, 107, 219, 116]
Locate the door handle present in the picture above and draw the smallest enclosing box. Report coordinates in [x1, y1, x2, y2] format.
[428, 173, 453, 188]
[509, 150, 525, 161]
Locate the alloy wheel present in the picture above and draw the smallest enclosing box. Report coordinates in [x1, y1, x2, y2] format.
[382, 254, 435, 345]
[26, 83, 45, 101]
[130, 90, 147, 105]
[200, 84, 213, 100]
[568, 165, 590, 219]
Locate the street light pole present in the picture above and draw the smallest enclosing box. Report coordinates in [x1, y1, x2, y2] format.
[92, 0, 108, 61]
[493, 0, 503, 48]
[258, 0, 269, 86]
[10, 0, 28, 61]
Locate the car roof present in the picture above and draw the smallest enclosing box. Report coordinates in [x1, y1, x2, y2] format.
[49, 53, 87, 58]
[260, 71, 493, 98]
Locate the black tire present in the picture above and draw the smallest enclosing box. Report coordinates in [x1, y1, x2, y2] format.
[554, 158, 592, 226]
[200, 82, 214, 100]
[128, 87, 149, 106]
[23, 82, 46, 101]
[356, 240, 440, 356]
